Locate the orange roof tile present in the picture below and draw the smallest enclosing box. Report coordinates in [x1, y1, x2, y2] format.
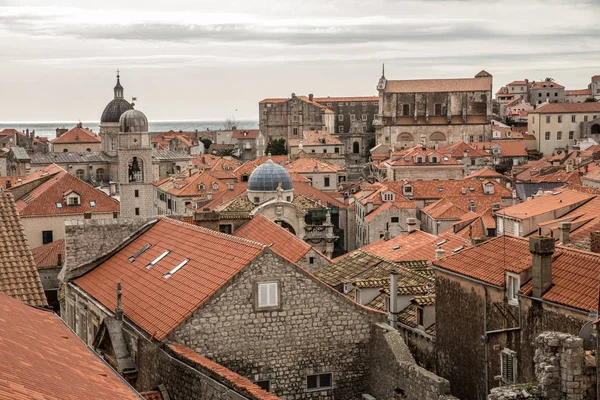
[421, 198, 467, 219]
[400, 179, 512, 200]
[385, 145, 463, 166]
[499, 189, 594, 219]
[507, 80, 528, 86]
[32, 239, 65, 269]
[234, 214, 312, 263]
[0, 293, 140, 399]
[51, 127, 101, 144]
[531, 102, 600, 114]
[363, 198, 417, 222]
[566, 89, 592, 96]
[73, 218, 266, 340]
[169, 344, 280, 400]
[14, 165, 120, 216]
[434, 235, 600, 312]
[289, 130, 343, 146]
[385, 76, 492, 93]
[285, 157, 345, 173]
[141, 391, 163, 400]
[0, 191, 47, 307]
[531, 81, 564, 89]
[464, 168, 504, 180]
[438, 142, 491, 158]
[154, 170, 235, 197]
[232, 129, 260, 139]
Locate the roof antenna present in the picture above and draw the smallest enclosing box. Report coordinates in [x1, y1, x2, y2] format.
[115, 282, 123, 321]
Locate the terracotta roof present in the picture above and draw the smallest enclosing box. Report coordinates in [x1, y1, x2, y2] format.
[364, 198, 416, 222]
[566, 89, 592, 96]
[421, 198, 468, 220]
[232, 130, 260, 139]
[531, 102, 600, 114]
[531, 81, 564, 89]
[522, 133, 536, 140]
[313, 96, 379, 103]
[292, 181, 347, 208]
[464, 168, 504, 179]
[498, 189, 594, 219]
[289, 130, 343, 147]
[0, 190, 47, 307]
[400, 179, 512, 199]
[358, 230, 471, 263]
[154, 170, 236, 197]
[0, 292, 140, 399]
[73, 218, 266, 340]
[32, 239, 65, 269]
[234, 214, 313, 264]
[285, 157, 345, 174]
[385, 76, 492, 93]
[169, 344, 280, 400]
[51, 127, 101, 144]
[438, 142, 491, 158]
[434, 235, 600, 312]
[259, 98, 287, 104]
[14, 165, 120, 216]
[507, 81, 528, 86]
[263, 95, 335, 113]
[496, 140, 528, 157]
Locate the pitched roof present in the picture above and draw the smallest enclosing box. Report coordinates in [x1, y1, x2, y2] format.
[438, 142, 490, 158]
[400, 179, 512, 199]
[0, 190, 47, 307]
[531, 81, 564, 89]
[14, 165, 120, 216]
[169, 344, 280, 400]
[30, 151, 116, 164]
[50, 127, 101, 144]
[154, 170, 236, 197]
[231, 129, 260, 139]
[313, 96, 379, 103]
[32, 239, 65, 269]
[498, 189, 594, 219]
[234, 214, 313, 264]
[530, 102, 600, 114]
[385, 76, 492, 93]
[464, 168, 504, 180]
[0, 293, 141, 400]
[434, 235, 600, 312]
[507, 80, 528, 86]
[288, 130, 343, 147]
[420, 198, 468, 220]
[73, 218, 266, 340]
[285, 157, 345, 173]
[566, 89, 592, 96]
[385, 146, 463, 167]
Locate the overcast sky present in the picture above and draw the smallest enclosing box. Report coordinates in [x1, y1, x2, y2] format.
[0, 0, 599, 122]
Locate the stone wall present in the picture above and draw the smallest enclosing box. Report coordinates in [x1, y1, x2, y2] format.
[366, 323, 455, 400]
[59, 217, 156, 281]
[170, 250, 384, 399]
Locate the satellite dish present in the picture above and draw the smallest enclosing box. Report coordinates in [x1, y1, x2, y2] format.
[578, 321, 597, 351]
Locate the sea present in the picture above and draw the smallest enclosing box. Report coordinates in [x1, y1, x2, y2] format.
[0, 120, 259, 140]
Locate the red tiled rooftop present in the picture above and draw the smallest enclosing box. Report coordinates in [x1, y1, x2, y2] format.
[0, 292, 140, 399]
[385, 76, 492, 93]
[566, 89, 592, 96]
[51, 127, 101, 144]
[289, 130, 343, 146]
[531, 102, 600, 114]
[464, 168, 504, 180]
[499, 189, 594, 219]
[234, 214, 312, 264]
[232, 129, 260, 139]
[74, 218, 266, 340]
[32, 239, 65, 269]
[531, 81, 564, 89]
[286, 157, 345, 173]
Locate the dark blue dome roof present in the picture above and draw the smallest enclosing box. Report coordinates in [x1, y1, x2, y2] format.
[248, 160, 293, 191]
[101, 98, 133, 123]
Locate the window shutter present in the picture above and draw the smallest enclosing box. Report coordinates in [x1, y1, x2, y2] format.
[268, 283, 278, 307]
[507, 354, 514, 382]
[501, 353, 508, 381]
[258, 284, 269, 307]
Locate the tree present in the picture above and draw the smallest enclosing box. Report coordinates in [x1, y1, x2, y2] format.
[217, 148, 234, 157]
[543, 77, 555, 82]
[223, 116, 239, 130]
[265, 138, 287, 155]
[585, 97, 598, 103]
[200, 138, 212, 153]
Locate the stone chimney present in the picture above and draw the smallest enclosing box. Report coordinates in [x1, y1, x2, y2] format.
[529, 236, 555, 298]
[557, 221, 571, 245]
[384, 229, 391, 241]
[308, 93, 314, 102]
[590, 231, 600, 253]
[407, 218, 417, 233]
[388, 269, 398, 329]
[115, 282, 124, 321]
[5, 180, 11, 189]
[435, 248, 446, 260]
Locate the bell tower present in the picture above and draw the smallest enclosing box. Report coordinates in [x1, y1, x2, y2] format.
[117, 106, 156, 218]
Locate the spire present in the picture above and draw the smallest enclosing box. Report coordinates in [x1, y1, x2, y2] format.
[114, 69, 124, 99]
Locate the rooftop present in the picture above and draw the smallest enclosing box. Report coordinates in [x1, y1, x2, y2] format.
[385, 75, 492, 93]
[0, 292, 140, 399]
[32, 239, 65, 269]
[530, 102, 600, 114]
[51, 127, 101, 144]
[285, 157, 346, 174]
[288, 130, 343, 147]
[0, 190, 47, 306]
[464, 168, 505, 180]
[498, 189, 594, 219]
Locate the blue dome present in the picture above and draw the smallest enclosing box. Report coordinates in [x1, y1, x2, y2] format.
[248, 160, 293, 191]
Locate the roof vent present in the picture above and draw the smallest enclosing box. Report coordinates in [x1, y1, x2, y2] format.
[146, 250, 170, 269]
[163, 258, 190, 279]
[392, 245, 402, 250]
[129, 243, 152, 263]
[452, 246, 466, 253]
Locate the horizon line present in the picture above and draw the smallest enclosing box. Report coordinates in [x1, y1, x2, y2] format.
[0, 118, 259, 124]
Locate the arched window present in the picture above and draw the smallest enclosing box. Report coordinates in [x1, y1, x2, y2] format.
[353, 141, 360, 154]
[430, 132, 446, 142]
[63, 148, 69, 152]
[128, 156, 144, 183]
[96, 168, 105, 181]
[76, 169, 85, 180]
[86, 148, 91, 152]
[397, 132, 414, 144]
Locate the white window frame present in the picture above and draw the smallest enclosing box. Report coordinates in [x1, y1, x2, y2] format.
[500, 348, 517, 384]
[506, 273, 520, 306]
[350, 114, 356, 122]
[257, 282, 279, 309]
[338, 114, 343, 121]
[497, 217, 504, 234]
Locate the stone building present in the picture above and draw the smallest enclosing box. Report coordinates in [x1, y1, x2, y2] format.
[374, 69, 493, 147]
[50, 125, 102, 153]
[0, 128, 49, 154]
[284, 157, 347, 192]
[433, 235, 600, 399]
[62, 217, 384, 399]
[565, 89, 593, 103]
[32, 239, 64, 312]
[527, 102, 600, 156]
[530, 80, 565, 105]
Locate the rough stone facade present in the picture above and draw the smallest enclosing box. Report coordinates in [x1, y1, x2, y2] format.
[366, 323, 455, 400]
[170, 250, 382, 399]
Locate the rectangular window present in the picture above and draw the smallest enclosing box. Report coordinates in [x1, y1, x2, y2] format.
[501, 349, 517, 383]
[391, 217, 399, 223]
[338, 114, 343, 121]
[84, 212, 92, 220]
[469, 135, 474, 143]
[546, 116, 550, 123]
[42, 230, 53, 244]
[307, 373, 333, 390]
[135, 190, 139, 198]
[557, 115, 562, 123]
[572, 115, 576, 123]
[323, 149, 327, 153]
[293, 127, 298, 136]
[350, 114, 356, 121]
[255, 381, 271, 392]
[257, 282, 279, 308]
[361, 114, 367, 121]
[135, 208, 140, 216]
[416, 306, 424, 326]
[334, 147, 339, 154]
[113, 212, 118, 218]
[434, 103, 442, 115]
[584, 116, 588, 122]
[507, 274, 520, 305]
[557, 131, 562, 140]
[513, 221, 520, 236]
[309, 257, 315, 264]
[293, 115, 297, 122]
[324, 177, 330, 187]
[219, 224, 232, 234]
[68, 196, 80, 206]
[545, 132, 550, 140]
[569, 131, 574, 140]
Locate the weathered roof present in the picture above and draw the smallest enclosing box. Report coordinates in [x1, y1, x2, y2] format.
[0, 293, 141, 399]
[32, 239, 65, 269]
[30, 151, 116, 164]
[285, 157, 346, 174]
[498, 189, 594, 219]
[9, 146, 30, 161]
[231, 129, 260, 139]
[385, 76, 492, 93]
[289, 130, 343, 147]
[530, 102, 600, 114]
[73, 218, 266, 340]
[152, 150, 193, 161]
[566, 89, 592, 96]
[464, 168, 504, 180]
[51, 127, 101, 144]
[0, 190, 47, 306]
[531, 81, 564, 89]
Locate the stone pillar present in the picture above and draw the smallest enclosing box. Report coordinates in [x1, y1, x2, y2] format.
[529, 236, 555, 298]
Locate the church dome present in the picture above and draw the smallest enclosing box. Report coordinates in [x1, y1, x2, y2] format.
[119, 109, 148, 133]
[101, 98, 133, 123]
[248, 159, 293, 191]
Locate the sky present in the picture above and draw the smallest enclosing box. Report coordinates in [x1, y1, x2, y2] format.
[0, 0, 599, 122]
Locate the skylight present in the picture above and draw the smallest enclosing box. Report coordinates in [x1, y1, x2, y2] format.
[452, 246, 466, 253]
[56, 202, 63, 209]
[435, 239, 448, 247]
[392, 245, 402, 250]
[146, 250, 170, 269]
[163, 258, 190, 279]
[129, 243, 152, 263]
[89, 200, 96, 207]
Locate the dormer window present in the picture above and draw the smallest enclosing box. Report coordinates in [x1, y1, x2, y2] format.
[212, 183, 218, 190]
[403, 185, 413, 195]
[198, 183, 205, 190]
[65, 192, 81, 206]
[416, 157, 423, 163]
[431, 156, 438, 163]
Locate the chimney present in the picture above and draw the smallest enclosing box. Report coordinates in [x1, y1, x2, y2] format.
[590, 231, 600, 253]
[309, 93, 314, 102]
[558, 221, 571, 245]
[407, 218, 417, 233]
[492, 203, 501, 212]
[529, 236, 555, 298]
[384, 230, 391, 241]
[435, 248, 446, 260]
[388, 269, 398, 329]
[115, 282, 124, 321]
[57, 252, 63, 267]
[5, 180, 11, 189]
